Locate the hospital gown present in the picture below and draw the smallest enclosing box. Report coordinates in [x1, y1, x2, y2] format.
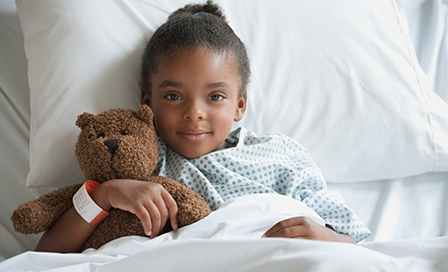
[153, 127, 371, 242]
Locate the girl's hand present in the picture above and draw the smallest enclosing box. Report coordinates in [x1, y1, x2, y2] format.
[262, 216, 356, 244]
[91, 179, 178, 239]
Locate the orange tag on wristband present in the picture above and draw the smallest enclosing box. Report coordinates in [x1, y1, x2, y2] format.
[73, 180, 109, 226]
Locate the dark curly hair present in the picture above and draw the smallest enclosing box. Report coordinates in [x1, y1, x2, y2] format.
[139, 0, 250, 98]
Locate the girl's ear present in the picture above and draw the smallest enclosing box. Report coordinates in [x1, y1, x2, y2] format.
[141, 91, 151, 107]
[76, 112, 95, 129]
[136, 104, 154, 125]
[234, 93, 247, 122]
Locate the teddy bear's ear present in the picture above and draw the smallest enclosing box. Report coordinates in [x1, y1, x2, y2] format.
[76, 112, 95, 130]
[136, 104, 154, 125]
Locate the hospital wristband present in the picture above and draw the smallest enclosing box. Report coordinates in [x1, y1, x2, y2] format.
[73, 180, 109, 226]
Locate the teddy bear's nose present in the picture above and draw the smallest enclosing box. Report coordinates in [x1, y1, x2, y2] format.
[104, 139, 120, 155]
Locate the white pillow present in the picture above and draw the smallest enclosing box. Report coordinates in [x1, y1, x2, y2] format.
[17, 0, 448, 187]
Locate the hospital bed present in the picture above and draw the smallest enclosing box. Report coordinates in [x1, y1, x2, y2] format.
[0, 0, 447, 271]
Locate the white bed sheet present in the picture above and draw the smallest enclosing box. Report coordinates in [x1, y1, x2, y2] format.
[1, 0, 448, 266]
[0, 194, 447, 272]
[328, 172, 448, 242]
[2, 238, 447, 272]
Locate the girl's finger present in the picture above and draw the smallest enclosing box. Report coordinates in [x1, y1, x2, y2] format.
[264, 225, 305, 238]
[144, 201, 161, 239]
[263, 218, 295, 237]
[133, 205, 152, 237]
[153, 197, 170, 234]
[161, 190, 178, 230]
[262, 217, 312, 238]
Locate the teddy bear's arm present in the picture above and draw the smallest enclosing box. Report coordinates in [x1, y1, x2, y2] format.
[11, 183, 83, 234]
[149, 177, 212, 227]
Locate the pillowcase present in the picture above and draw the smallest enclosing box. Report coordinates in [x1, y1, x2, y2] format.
[17, 0, 448, 187]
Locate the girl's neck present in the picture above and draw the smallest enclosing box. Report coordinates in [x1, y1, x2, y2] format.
[213, 138, 237, 152]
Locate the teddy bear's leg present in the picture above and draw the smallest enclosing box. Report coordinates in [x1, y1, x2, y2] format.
[11, 183, 82, 234]
[149, 177, 212, 227]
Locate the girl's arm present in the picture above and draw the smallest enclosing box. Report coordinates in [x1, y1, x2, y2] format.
[35, 206, 97, 253]
[262, 216, 356, 244]
[35, 179, 178, 253]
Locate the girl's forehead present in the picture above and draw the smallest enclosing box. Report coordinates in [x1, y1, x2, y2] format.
[160, 47, 235, 66]
[156, 48, 239, 79]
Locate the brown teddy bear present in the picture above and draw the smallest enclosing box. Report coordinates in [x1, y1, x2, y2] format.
[11, 104, 211, 251]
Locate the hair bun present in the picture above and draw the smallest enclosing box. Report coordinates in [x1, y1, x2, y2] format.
[169, 0, 227, 22]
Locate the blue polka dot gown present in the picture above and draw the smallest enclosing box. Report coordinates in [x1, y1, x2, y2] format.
[153, 127, 371, 242]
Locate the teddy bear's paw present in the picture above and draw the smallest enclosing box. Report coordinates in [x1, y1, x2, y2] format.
[11, 202, 58, 234]
[177, 202, 212, 227]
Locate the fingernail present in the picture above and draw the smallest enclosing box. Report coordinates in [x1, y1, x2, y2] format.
[146, 231, 152, 237]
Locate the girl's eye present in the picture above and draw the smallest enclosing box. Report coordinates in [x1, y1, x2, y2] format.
[97, 132, 105, 138]
[210, 94, 224, 101]
[165, 94, 181, 100]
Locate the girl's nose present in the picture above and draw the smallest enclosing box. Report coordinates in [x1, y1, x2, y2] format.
[182, 100, 206, 121]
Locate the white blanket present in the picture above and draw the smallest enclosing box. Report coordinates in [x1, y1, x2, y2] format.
[1, 194, 447, 272]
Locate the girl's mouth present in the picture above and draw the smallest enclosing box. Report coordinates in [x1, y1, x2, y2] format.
[177, 131, 211, 142]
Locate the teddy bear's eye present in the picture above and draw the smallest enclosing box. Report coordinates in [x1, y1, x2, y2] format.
[97, 132, 105, 138]
[121, 130, 129, 136]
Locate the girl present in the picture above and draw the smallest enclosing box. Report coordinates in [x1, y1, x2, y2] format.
[36, 1, 370, 253]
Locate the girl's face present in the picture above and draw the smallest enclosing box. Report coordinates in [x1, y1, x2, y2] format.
[142, 48, 246, 158]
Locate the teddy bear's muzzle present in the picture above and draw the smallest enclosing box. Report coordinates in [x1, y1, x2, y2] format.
[105, 139, 120, 155]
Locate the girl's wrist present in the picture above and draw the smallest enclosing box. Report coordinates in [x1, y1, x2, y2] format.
[335, 232, 356, 244]
[326, 224, 356, 244]
[90, 183, 112, 212]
